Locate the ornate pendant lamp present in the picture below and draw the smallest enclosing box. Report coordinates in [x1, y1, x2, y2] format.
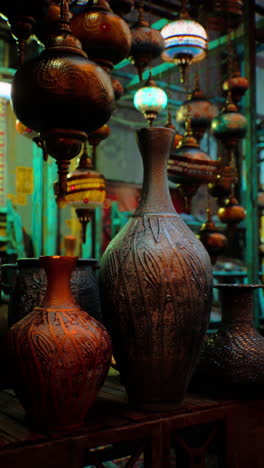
[199, 208, 228, 264]
[129, 2, 164, 80]
[71, 0, 132, 71]
[11, 0, 115, 198]
[161, 1, 208, 83]
[211, 93, 247, 150]
[0, 0, 49, 64]
[134, 74, 168, 126]
[64, 142, 106, 244]
[223, 69, 249, 105]
[217, 195, 246, 225]
[109, 0, 134, 16]
[168, 120, 213, 213]
[176, 75, 218, 141]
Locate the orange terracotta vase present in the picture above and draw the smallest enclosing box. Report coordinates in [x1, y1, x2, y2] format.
[7, 256, 112, 432]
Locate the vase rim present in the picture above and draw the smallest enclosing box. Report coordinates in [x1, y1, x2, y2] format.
[215, 283, 264, 289]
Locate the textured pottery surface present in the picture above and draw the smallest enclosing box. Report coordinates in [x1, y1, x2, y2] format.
[2, 258, 102, 326]
[191, 284, 264, 398]
[7, 256, 112, 432]
[100, 127, 212, 411]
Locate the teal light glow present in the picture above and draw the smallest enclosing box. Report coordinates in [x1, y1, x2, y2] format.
[134, 85, 168, 114]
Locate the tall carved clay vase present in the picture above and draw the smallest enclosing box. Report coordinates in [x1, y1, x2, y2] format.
[7, 256, 112, 432]
[100, 127, 212, 411]
[191, 284, 264, 398]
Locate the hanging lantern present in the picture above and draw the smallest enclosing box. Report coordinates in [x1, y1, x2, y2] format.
[208, 164, 238, 204]
[217, 196, 246, 225]
[109, 0, 134, 16]
[168, 121, 213, 213]
[199, 209, 228, 264]
[129, 5, 164, 80]
[71, 0, 132, 71]
[111, 77, 124, 100]
[64, 143, 106, 244]
[168, 120, 213, 183]
[0, 0, 49, 65]
[222, 70, 249, 105]
[161, 9, 208, 83]
[176, 76, 218, 141]
[134, 75, 168, 126]
[211, 94, 247, 150]
[11, 1, 115, 197]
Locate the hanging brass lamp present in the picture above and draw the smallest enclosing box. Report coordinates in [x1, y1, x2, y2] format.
[176, 75, 218, 142]
[211, 92, 247, 151]
[217, 196, 246, 225]
[11, 0, 115, 198]
[71, 0, 132, 71]
[222, 69, 249, 105]
[199, 208, 228, 264]
[129, 3, 164, 80]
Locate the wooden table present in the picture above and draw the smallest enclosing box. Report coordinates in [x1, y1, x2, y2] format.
[0, 378, 264, 468]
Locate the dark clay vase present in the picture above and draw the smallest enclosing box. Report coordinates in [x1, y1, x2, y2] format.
[191, 284, 264, 398]
[7, 256, 112, 432]
[1, 257, 102, 327]
[99, 127, 212, 411]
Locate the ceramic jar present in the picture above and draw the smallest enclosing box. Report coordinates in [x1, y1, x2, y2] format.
[7, 256, 112, 432]
[191, 284, 264, 398]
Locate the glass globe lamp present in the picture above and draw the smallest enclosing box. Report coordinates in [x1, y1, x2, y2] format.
[134, 75, 168, 126]
[161, 11, 208, 83]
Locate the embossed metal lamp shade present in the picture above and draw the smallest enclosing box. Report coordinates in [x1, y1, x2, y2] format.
[176, 79, 218, 141]
[64, 144, 106, 244]
[161, 12, 208, 83]
[11, 0, 115, 198]
[134, 76, 168, 126]
[130, 6, 164, 80]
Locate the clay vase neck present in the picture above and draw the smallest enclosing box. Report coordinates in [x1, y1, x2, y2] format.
[134, 127, 175, 216]
[40, 256, 78, 309]
[218, 284, 263, 323]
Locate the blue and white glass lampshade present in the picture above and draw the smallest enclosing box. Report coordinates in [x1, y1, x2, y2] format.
[161, 14, 208, 82]
[134, 76, 168, 126]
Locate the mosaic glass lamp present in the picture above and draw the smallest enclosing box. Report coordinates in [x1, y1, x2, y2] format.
[134, 75, 168, 126]
[161, 10, 208, 83]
